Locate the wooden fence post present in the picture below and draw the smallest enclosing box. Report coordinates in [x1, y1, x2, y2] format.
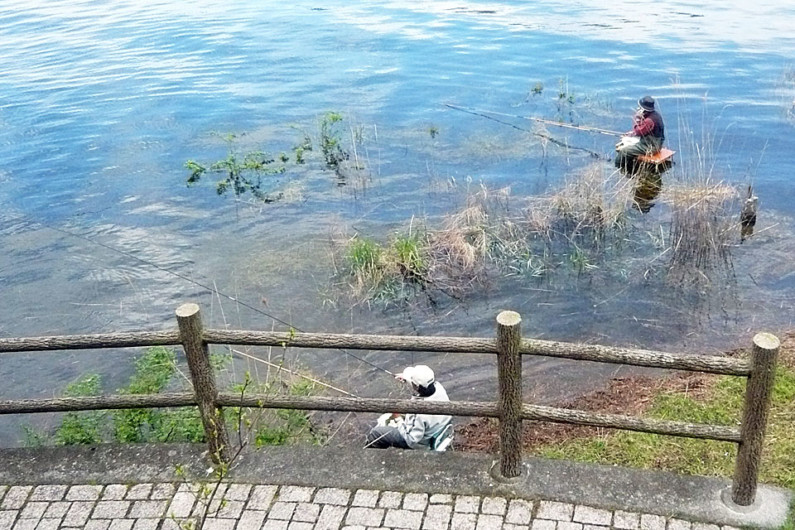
[176, 303, 230, 465]
[496, 310, 523, 479]
[731, 332, 779, 506]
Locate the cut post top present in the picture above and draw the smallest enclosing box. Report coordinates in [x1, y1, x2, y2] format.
[176, 303, 201, 318]
[497, 311, 521, 327]
[752, 332, 780, 351]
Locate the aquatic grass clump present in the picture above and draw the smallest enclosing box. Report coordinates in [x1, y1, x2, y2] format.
[663, 180, 738, 285]
[342, 230, 433, 306]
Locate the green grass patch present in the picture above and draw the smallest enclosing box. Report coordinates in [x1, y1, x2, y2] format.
[532, 361, 795, 490]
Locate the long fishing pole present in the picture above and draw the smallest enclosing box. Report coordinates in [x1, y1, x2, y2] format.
[444, 103, 623, 136]
[443, 104, 604, 159]
[5, 213, 395, 377]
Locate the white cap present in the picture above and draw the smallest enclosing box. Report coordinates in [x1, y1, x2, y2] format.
[398, 365, 435, 387]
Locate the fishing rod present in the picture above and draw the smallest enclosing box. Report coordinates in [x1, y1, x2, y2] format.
[443, 103, 605, 159]
[444, 103, 623, 137]
[5, 213, 395, 378]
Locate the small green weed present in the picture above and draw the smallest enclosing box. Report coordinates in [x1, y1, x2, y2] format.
[55, 374, 104, 445]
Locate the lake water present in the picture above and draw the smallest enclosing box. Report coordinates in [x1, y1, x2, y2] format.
[1, 0, 794, 446]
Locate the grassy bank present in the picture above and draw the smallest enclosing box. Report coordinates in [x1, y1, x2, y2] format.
[458, 332, 795, 524]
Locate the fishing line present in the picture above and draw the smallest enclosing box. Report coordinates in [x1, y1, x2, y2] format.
[5, 213, 395, 377]
[444, 103, 607, 159]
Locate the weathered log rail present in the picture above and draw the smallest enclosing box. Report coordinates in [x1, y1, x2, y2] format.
[0, 303, 779, 507]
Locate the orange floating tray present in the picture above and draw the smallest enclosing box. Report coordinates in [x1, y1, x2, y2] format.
[637, 148, 675, 164]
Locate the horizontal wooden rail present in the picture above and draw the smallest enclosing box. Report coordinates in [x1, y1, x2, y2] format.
[0, 331, 181, 353]
[0, 329, 750, 377]
[522, 404, 740, 442]
[0, 393, 740, 443]
[0, 393, 198, 414]
[203, 329, 751, 376]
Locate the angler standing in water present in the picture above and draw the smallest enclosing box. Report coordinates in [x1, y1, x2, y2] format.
[615, 96, 666, 172]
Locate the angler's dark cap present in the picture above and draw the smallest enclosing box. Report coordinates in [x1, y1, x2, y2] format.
[639, 96, 655, 111]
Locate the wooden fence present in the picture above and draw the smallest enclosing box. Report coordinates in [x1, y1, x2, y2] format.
[0, 303, 780, 507]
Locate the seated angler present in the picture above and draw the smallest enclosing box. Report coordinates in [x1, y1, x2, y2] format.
[615, 95, 665, 172]
[366, 365, 452, 450]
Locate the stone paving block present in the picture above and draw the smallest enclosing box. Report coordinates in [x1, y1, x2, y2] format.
[128, 500, 168, 519]
[84, 520, 111, 530]
[208, 485, 230, 513]
[558, 522, 584, 530]
[721, 527, 741, 530]
[236, 510, 267, 530]
[132, 519, 160, 530]
[402, 493, 427, 511]
[108, 520, 134, 530]
[223, 485, 251, 502]
[101, 486, 128, 501]
[262, 521, 289, 530]
[428, 494, 452, 505]
[93, 501, 130, 519]
[573, 505, 612, 526]
[269, 502, 297, 520]
[339, 526, 365, 530]
[352, 490, 379, 508]
[30, 486, 67, 502]
[531, 521, 556, 530]
[422, 504, 451, 530]
[504, 525, 530, 530]
[248, 485, 278, 510]
[506, 499, 533, 525]
[204, 519, 237, 530]
[584, 526, 611, 530]
[640, 514, 666, 530]
[150, 484, 176, 500]
[667, 520, 692, 530]
[345, 507, 385, 527]
[66, 486, 102, 502]
[378, 492, 403, 509]
[11, 519, 36, 530]
[215, 500, 245, 519]
[314, 488, 351, 506]
[42, 502, 70, 519]
[286, 523, 313, 530]
[277, 486, 313, 503]
[384, 508, 423, 529]
[315, 505, 346, 530]
[480, 497, 507, 515]
[35, 519, 60, 530]
[537, 501, 574, 522]
[62, 501, 94, 527]
[692, 524, 719, 530]
[292, 503, 320, 523]
[614, 510, 640, 530]
[125, 484, 153, 501]
[454, 496, 480, 514]
[2, 487, 32, 510]
[168, 492, 197, 518]
[450, 512, 477, 530]
[476, 513, 504, 530]
[0, 511, 18, 530]
[19, 502, 48, 519]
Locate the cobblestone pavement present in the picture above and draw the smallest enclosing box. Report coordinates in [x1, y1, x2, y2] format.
[0, 482, 743, 530]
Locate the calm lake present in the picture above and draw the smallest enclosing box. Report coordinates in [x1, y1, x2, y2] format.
[1, 0, 794, 445]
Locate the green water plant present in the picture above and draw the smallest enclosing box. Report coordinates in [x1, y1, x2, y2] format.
[319, 112, 348, 169]
[185, 133, 287, 202]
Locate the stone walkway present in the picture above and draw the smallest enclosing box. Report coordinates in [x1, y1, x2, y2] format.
[0, 482, 743, 530]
